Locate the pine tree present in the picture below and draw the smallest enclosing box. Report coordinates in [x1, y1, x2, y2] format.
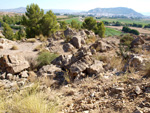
[40, 10, 58, 37]
[59, 21, 67, 29]
[22, 3, 44, 38]
[82, 17, 97, 30]
[71, 20, 80, 29]
[96, 22, 105, 38]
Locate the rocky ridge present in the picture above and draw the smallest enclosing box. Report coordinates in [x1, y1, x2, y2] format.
[0, 28, 150, 112]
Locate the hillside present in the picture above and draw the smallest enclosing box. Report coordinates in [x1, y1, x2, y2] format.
[1, 27, 150, 112]
[88, 7, 143, 17]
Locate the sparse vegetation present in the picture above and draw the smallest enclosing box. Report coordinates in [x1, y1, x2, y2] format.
[37, 51, 59, 68]
[1, 2, 150, 113]
[0, 83, 59, 113]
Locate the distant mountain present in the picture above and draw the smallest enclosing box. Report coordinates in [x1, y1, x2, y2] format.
[0, 7, 144, 17]
[0, 7, 26, 13]
[88, 7, 143, 17]
[0, 7, 81, 14]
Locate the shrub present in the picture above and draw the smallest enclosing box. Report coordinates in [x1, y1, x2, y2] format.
[120, 34, 134, 47]
[37, 51, 59, 67]
[26, 38, 36, 43]
[85, 36, 96, 44]
[96, 55, 108, 63]
[71, 20, 80, 29]
[122, 26, 139, 35]
[35, 34, 47, 42]
[10, 45, 19, 50]
[143, 62, 150, 77]
[130, 29, 139, 35]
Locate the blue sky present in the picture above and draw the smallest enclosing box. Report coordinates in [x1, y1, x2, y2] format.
[0, 0, 150, 13]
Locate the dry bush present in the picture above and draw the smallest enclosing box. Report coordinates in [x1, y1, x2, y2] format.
[85, 36, 96, 44]
[25, 56, 38, 71]
[132, 47, 143, 54]
[0, 83, 59, 113]
[34, 44, 46, 52]
[95, 55, 109, 63]
[143, 62, 150, 77]
[26, 38, 36, 43]
[35, 34, 47, 42]
[63, 70, 71, 84]
[109, 56, 126, 71]
[10, 45, 19, 50]
[64, 36, 72, 43]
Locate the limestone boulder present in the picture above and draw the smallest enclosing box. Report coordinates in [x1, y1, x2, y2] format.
[52, 54, 72, 67]
[63, 43, 75, 52]
[91, 40, 113, 52]
[131, 37, 145, 48]
[87, 60, 104, 75]
[129, 55, 149, 71]
[64, 27, 76, 37]
[39, 64, 62, 78]
[69, 55, 93, 77]
[70, 36, 82, 49]
[84, 29, 95, 37]
[0, 54, 30, 74]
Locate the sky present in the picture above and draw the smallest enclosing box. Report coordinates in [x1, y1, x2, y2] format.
[0, 0, 150, 13]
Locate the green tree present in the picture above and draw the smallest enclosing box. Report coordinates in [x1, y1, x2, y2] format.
[82, 17, 97, 30]
[2, 23, 14, 40]
[22, 3, 44, 38]
[59, 21, 67, 29]
[71, 20, 80, 29]
[40, 10, 58, 37]
[95, 22, 105, 38]
[18, 28, 26, 40]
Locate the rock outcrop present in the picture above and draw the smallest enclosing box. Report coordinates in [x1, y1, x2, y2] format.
[64, 27, 76, 37]
[70, 36, 82, 49]
[52, 47, 104, 78]
[39, 64, 62, 78]
[91, 40, 113, 52]
[63, 43, 75, 52]
[0, 54, 30, 74]
[131, 37, 145, 48]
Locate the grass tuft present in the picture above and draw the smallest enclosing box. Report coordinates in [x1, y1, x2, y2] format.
[11, 45, 19, 50]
